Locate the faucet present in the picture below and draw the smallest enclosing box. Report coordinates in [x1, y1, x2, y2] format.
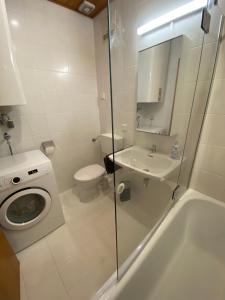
[149, 144, 157, 153]
[136, 115, 141, 128]
[0, 113, 14, 128]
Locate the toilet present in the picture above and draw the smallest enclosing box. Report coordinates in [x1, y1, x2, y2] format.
[74, 133, 123, 201]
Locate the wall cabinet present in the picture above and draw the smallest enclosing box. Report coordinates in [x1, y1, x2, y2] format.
[137, 40, 170, 103]
[0, 0, 26, 106]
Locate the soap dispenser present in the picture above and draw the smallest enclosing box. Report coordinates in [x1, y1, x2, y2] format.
[171, 141, 180, 160]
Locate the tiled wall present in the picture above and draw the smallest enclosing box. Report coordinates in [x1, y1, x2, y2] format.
[94, 8, 137, 149]
[95, 2, 220, 187]
[191, 24, 225, 201]
[94, 2, 212, 153]
[95, 0, 219, 173]
[94, 9, 135, 149]
[0, 0, 100, 192]
[94, 10, 112, 135]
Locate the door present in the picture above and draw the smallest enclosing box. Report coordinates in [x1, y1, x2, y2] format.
[0, 188, 52, 230]
[107, 0, 223, 277]
[0, 229, 20, 300]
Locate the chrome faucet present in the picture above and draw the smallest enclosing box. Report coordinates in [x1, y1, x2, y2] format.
[136, 115, 141, 128]
[149, 144, 157, 153]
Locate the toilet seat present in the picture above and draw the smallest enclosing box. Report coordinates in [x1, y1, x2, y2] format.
[74, 164, 105, 182]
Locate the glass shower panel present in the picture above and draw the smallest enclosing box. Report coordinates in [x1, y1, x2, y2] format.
[177, 3, 223, 189]
[107, 0, 222, 273]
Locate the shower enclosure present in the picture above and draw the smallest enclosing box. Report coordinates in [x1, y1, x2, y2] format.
[107, 0, 223, 278]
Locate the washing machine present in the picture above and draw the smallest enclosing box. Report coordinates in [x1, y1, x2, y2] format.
[0, 150, 65, 252]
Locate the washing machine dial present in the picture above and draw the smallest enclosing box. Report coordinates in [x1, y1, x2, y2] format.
[11, 177, 21, 185]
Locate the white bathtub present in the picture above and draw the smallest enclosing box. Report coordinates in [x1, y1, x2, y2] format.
[99, 189, 225, 300]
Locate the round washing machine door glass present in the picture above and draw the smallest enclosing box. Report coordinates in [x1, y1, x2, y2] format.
[0, 188, 52, 230]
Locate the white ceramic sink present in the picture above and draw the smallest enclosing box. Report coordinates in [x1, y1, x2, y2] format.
[109, 146, 182, 181]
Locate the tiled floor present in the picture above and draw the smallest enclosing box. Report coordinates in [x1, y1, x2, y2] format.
[18, 189, 117, 300]
[18, 183, 158, 300]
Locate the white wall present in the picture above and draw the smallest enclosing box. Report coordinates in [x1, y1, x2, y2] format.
[95, 0, 219, 164]
[95, 6, 137, 149]
[0, 0, 100, 192]
[94, 1, 220, 182]
[191, 24, 225, 201]
[95, 1, 214, 151]
[94, 9, 112, 134]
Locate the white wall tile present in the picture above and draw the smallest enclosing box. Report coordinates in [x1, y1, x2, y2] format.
[192, 80, 211, 115]
[198, 42, 217, 81]
[207, 78, 225, 114]
[190, 24, 225, 202]
[195, 144, 225, 178]
[1, 0, 100, 192]
[172, 81, 195, 115]
[94, 2, 211, 174]
[200, 114, 225, 147]
[191, 169, 225, 202]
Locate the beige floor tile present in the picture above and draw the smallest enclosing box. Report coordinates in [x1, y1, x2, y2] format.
[17, 239, 69, 300]
[62, 190, 112, 228]
[18, 189, 117, 300]
[16, 182, 169, 300]
[54, 225, 115, 290]
[64, 255, 115, 300]
[25, 275, 69, 300]
[46, 224, 81, 266]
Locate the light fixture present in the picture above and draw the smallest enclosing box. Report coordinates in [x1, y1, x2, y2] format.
[137, 0, 208, 36]
[10, 19, 19, 27]
[78, 0, 95, 15]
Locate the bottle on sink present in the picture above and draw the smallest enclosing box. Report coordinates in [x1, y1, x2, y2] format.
[171, 141, 180, 160]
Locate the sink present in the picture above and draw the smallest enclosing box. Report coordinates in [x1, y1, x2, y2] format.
[109, 146, 182, 181]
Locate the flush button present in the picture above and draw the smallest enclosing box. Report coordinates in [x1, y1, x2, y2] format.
[12, 177, 21, 185]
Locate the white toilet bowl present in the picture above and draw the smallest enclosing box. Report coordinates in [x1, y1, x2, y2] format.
[73, 133, 123, 201]
[74, 164, 105, 201]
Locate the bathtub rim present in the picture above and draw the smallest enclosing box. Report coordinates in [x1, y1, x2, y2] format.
[95, 188, 225, 300]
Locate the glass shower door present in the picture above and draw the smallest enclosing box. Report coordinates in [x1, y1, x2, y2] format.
[107, 0, 223, 274]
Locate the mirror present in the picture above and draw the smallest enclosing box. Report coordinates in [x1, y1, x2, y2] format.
[136, 36, 182, 135]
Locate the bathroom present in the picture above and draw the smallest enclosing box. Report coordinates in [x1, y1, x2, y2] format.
[0, 0, 225, 299]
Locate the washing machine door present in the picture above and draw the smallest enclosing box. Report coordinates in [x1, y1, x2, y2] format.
[0, 188, 52, 230]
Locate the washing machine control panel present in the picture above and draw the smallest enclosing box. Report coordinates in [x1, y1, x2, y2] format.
[0, 164, 51, 192]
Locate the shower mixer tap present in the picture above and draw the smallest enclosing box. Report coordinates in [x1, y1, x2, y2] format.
[0, 113, 14, 128]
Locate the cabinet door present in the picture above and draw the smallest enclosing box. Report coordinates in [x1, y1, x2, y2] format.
[0, 229, 20, 300]
[137, 40, 171, 103]
[0, 0, 26, 106]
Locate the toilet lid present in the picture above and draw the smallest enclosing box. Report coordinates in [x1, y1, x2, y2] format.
[74, 164, 105, 182]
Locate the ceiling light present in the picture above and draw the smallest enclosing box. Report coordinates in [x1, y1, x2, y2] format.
[137, 0, 208, 36]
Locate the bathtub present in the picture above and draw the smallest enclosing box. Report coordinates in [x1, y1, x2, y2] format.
[98, 189, 225, 300]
